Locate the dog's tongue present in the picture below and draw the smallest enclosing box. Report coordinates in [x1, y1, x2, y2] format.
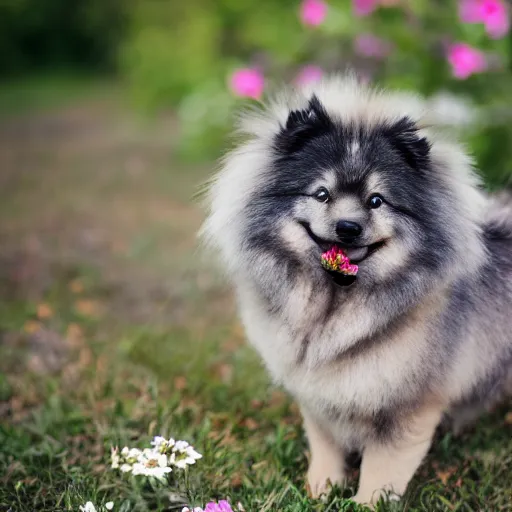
[344, 246, 369, 263]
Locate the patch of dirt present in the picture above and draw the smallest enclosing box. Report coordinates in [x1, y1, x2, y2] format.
[0, 96, 234, 329]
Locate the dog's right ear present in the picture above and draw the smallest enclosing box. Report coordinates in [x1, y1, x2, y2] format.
[275, 95, 333, 154]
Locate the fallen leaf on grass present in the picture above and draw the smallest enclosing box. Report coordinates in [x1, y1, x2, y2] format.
[66, 323, 84, 347]
[174, 375, 187, 390]
[221, 339, 243, 353]
[75, 299, 101, 318]
[269, 391, 287, 408]
[436, 466, 457, 485]
[23, 320, 42, 334]
[243, 418, 259, 431]
[69, 279, 84, 294]
[36, 303, 53, 319]
[78, 347, 93, 368]
[218, 431, 238, 447]
[211, 363, 233, 383]
[250, 399, 263, 409]
[230, 474, 243, 488]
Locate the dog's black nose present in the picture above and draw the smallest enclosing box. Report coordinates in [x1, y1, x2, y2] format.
[336, 220, 362, 240]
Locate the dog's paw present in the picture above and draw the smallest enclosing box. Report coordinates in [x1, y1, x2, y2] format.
[306, 464, 345, 499]
[352, 489, 400, 509]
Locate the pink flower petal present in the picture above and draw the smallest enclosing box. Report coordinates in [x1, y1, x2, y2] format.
[482, 0, 510, 38]
[229, 68, 264, 100]
[353, 0, 379, 16]
[458, 0, 510, 38]
[295, 65, 324, 86]
[459, 0, 483, 23]
[354, 34, 393, 58]
[300, 0, 328, 26]
[217, 501, 233, 512]
[447, 43, 487, 80]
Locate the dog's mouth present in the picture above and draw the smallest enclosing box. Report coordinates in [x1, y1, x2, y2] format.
[299, 221, 385, 286]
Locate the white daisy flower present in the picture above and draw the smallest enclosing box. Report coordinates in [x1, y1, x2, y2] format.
[127, 448, 143, 461]
[111, 435, 200, 477]
[145, 465, 173, 480]
[170, 453, 188, 469]
[151, 435, 176, 453]
[151, 436, 167, 449]
[120, 463, 132, 473]
[185, 446, 202, 461]
[131, 462, 146, 475]
[79, 503, 97, 512]
[173, 440, 190, 451]
[169, 440, 202, 468]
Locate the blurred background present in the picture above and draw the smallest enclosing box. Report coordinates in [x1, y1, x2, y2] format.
[1, 1, 512, 510]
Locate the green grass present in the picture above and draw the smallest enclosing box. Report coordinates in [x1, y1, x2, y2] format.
[1, 268, 511, 512]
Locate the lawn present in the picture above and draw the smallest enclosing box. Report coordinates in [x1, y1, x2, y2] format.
[0, 78, 511, 512]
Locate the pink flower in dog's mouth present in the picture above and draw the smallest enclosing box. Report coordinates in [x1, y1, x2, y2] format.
[321, 246, 359, 276]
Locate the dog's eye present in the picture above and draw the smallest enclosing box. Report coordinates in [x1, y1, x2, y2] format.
[314, 187, 331, 203]
[368, 194, 384, 209]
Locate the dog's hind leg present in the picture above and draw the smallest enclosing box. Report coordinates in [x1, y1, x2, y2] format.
[353, 406, 443, 507]
[302, 409, 346, 498]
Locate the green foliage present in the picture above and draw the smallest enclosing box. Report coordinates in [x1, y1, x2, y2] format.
[0, 0, 127, 75]
[120, 0, 512, 185]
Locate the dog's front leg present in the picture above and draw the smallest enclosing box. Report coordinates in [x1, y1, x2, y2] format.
[353, 406, 442, 507]
[302, 409, 346, 498]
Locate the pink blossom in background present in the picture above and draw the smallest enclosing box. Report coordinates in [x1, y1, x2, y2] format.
[353, 0, 380, 16]
[459, 0, 483, 22]
[229, 68, 264, 99]
[204, 501, 233, 512]
[295, 65, 324, 86]
[354, 34, 393, 58]
[300, 0, 328, 26]
[447, 43, 487, 79]
[481, 0, 510, 38]
[459, 0, 510, 38]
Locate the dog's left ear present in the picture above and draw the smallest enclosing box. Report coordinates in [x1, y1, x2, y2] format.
[383, 117, 431, 171]
[275, 95, 334, 154]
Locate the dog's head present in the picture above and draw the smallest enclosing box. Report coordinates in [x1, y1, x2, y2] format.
[202, 75, 486, 291]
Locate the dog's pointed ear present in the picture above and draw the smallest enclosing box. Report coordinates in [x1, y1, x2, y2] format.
[275, 95, 334, 154]
[384, 117, 431, 171]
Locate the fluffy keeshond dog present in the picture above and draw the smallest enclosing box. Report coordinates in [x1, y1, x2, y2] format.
[200, 74, 512, 506]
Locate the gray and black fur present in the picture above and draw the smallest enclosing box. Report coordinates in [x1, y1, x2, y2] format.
[201, 75, 512, 504]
